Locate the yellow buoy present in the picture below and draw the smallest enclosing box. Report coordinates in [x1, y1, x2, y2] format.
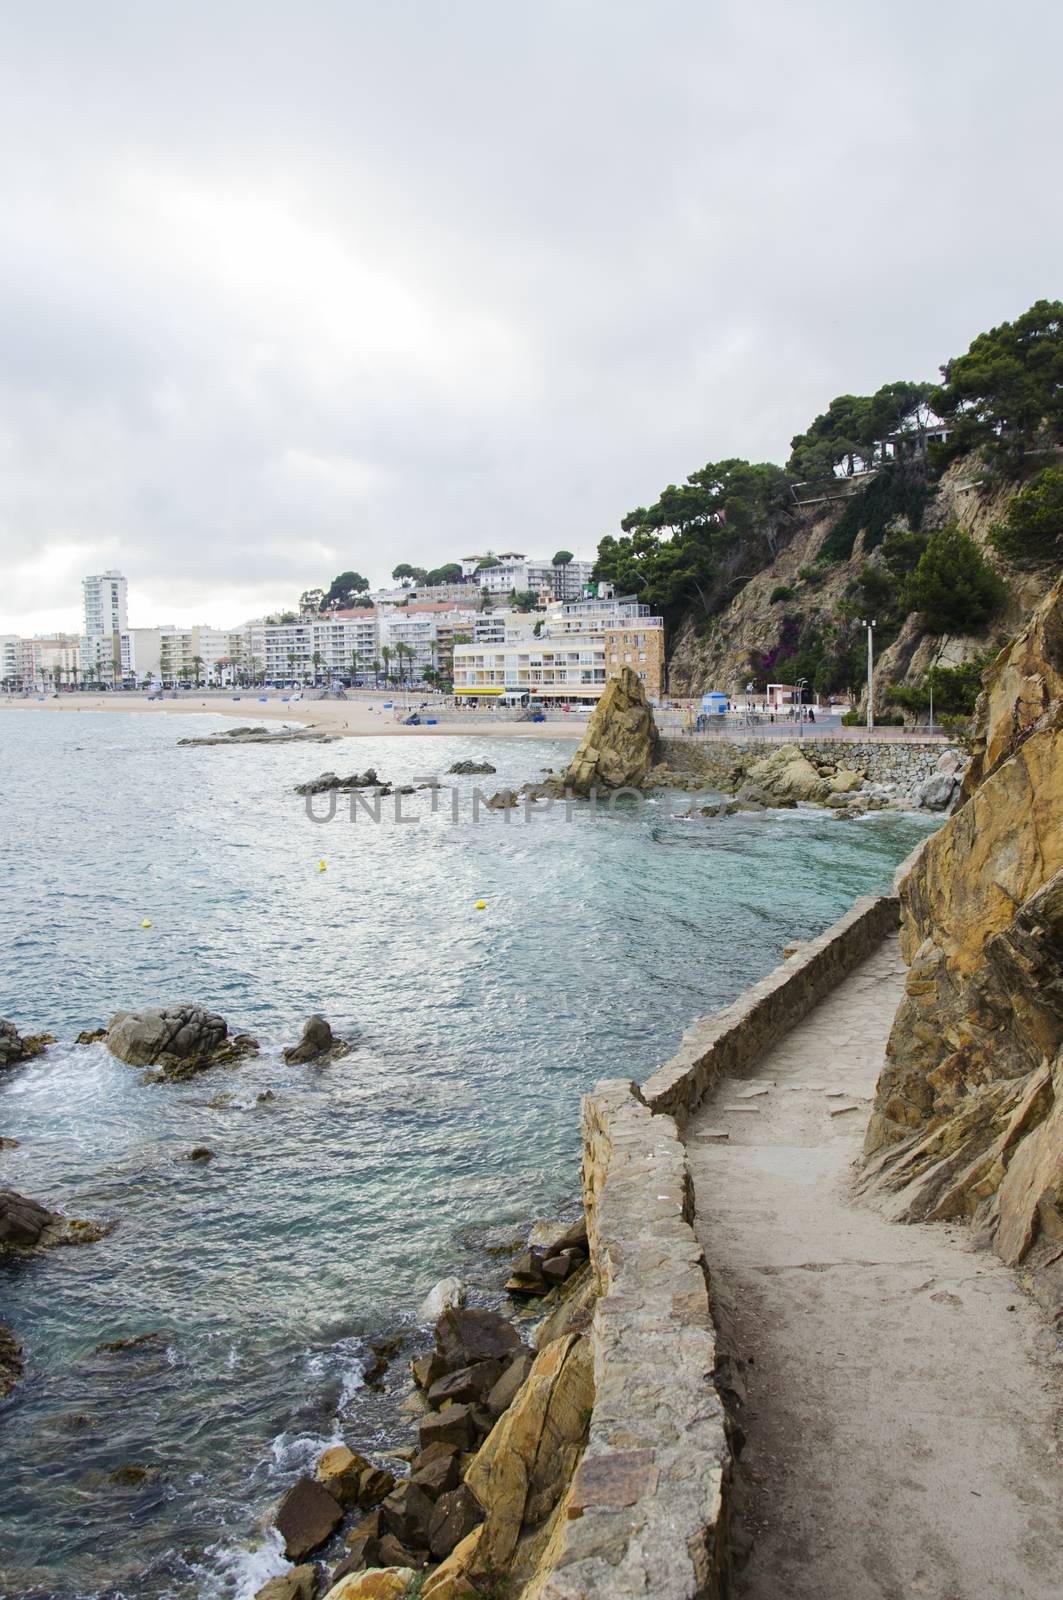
[142, 920, 152, 929]
[475, 900, 486, 910]
[319, 860, 327, 872]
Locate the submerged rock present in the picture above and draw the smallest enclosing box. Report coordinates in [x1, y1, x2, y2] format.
[254, 1566, 317, 1600]
[0, 1020, 53, 1071]
[0, 1323, 23, 1398]
[283, 1015, 352, 1064]
[448, 760, 497, 775]
[105, 1006, 259, 1080]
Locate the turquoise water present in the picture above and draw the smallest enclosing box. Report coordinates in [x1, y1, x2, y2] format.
[0, 711, 935, 1598]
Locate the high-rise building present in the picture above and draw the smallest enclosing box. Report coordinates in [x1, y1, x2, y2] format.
[81, 569, 132, 684]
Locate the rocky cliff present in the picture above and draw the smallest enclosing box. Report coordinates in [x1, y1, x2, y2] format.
[667, 453, 1052, 707]
[862, 575, 1063, 1315]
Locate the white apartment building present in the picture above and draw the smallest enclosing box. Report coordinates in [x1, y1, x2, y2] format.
[453, 595, 665, 703]
[81, 569, 133, 682]
[0, 635, 19, 685]
[240, 612, 379, 682]
[15, 634, 82, 689]
[473, 555, 594, 601]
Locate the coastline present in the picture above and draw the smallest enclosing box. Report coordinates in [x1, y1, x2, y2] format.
[0, 693, 586, 740]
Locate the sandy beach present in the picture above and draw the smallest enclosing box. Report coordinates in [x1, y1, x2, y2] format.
[0, 691, 587, 740]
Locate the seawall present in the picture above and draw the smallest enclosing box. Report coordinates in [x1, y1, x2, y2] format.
[660, 735, 952, 797]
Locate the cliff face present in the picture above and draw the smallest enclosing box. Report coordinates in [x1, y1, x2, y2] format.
[863, 576, 1063, 1312]
[667, 453, 1051, 703]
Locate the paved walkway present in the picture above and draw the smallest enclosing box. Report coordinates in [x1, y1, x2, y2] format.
[685, 941, 1063, 1600]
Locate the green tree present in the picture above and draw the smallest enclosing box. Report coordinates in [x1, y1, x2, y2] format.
[392, 564, 428, 586]
[310, 650, 323, 685]
[475, 555, 500, 570]
[788, 381, 934, 481]
[300, 588, 325, 613]
[191, 654, 204, 687]
[932, 299, 1063, 467]
[907, 525, 1007, 635]
[991, 466, 1063, 566]
[425, 562, 463, 585]
[324, 570, 370, 608]
[552, 550, 573, 566]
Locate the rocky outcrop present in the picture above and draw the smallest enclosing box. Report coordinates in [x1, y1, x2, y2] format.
[0, 1020, 53, 1070]
[294, 769, 387, 796]
[863, 576, 1063, 1312]
[448, 760, 496, 775]
[554, 666, 659, 796]
[283, 1015, 352, 1063]
[105, 1007, 259, 1080]
[179, 726, 334, 746]
[1, 1188, 111, 1256]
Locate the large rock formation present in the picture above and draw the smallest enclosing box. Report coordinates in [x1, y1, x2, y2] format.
[554, 666, 659, 796]
[105, 1006, 259, 1080]
[863, 575, 1063, 1311]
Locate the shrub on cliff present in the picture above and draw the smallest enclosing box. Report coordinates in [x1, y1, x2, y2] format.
[906, 525, 1007, 635]
[991, 466, 1063, 566]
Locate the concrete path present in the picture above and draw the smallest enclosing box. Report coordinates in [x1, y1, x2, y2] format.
[686, 941, 1063, 1600]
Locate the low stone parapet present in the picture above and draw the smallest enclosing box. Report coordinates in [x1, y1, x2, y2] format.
[642, 893, 899, 1122]
[525, 1080, 730, 1599]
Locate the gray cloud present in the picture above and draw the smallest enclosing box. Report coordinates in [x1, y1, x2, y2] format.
[1, 0, 1060, 632]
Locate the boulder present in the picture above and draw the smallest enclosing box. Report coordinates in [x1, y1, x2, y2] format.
[411, 1351, 448, 1391]
[418, 1403, 478, 1455]
[465, 1330, 594, 1575]
[0, 1189, 110, 1255]
[417, 1277, 466, 1321]
[428, 1484, 484, 1561]
[318, 1445, 372, 1508]
[322, 1572, 415, 1600]
[379, 1480, 435, 1550]
[427, 1360, 502, 1409]
[410, 1449, 461, 1500]
[744, 743, 829, 805]
[434, 1308, 523, 1373]
[504, 1249, 546, 1297]
[253, 1566, 317, 1600]
[827, 767, 865, 794]
[485, 1349, 535, 1418]
[553, 666, 660, 795]
[274, 1476, 344, 1560]
[526, 1216, 588, 1255]
[105, 1006, 258, 1078]
[540, 1254, 574, 1285]
[912, 770, 959, 811]
[420, 1525, 482, 1600]
[284, 1015, 352, 1064]
[410, 1441, 461, 1475]
[448, 761, 496, 775]
[0, 1020, 53, 1070]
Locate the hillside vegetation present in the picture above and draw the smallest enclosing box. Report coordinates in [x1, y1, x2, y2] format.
[593, 300, 1063, 718]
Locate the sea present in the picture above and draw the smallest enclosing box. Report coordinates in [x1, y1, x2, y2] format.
[0, 710, 936, 1598]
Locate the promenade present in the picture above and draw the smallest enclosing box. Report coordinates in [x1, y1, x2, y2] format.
[685, 942, 1063, 1599]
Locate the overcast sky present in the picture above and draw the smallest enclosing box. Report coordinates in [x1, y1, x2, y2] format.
[2, 1, 1060, 635]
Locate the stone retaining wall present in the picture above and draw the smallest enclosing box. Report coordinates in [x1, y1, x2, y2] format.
[528, 1080, 730, 1599]
[660, 735, 953, 798]
[544, 889, 906, 1597]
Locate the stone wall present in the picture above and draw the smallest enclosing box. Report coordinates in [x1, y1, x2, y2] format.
[660, 735, 952, 803]
[523, 1080, 730, 1600]
[642, 893, 901, 1123]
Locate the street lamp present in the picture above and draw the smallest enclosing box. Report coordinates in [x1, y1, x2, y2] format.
[795, 678, 808, 739]
[860, 619, 876, 734]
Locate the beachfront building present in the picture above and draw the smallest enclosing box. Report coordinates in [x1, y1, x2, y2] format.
[0, 635, 18, 687]
[452, 595, 665, 704]
[81, 569, 133, 684]
[7, 633, 82, 691]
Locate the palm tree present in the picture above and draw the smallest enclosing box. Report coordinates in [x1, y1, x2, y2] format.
[381, 644, 394, 686]
[311, 650, 323, 687]
[287, 651, 297, 684]
[112, 654, 123, 690]
[191, 654, 204, 688]
[371, 656, 382, 688]
[350, 649, 360, 686]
